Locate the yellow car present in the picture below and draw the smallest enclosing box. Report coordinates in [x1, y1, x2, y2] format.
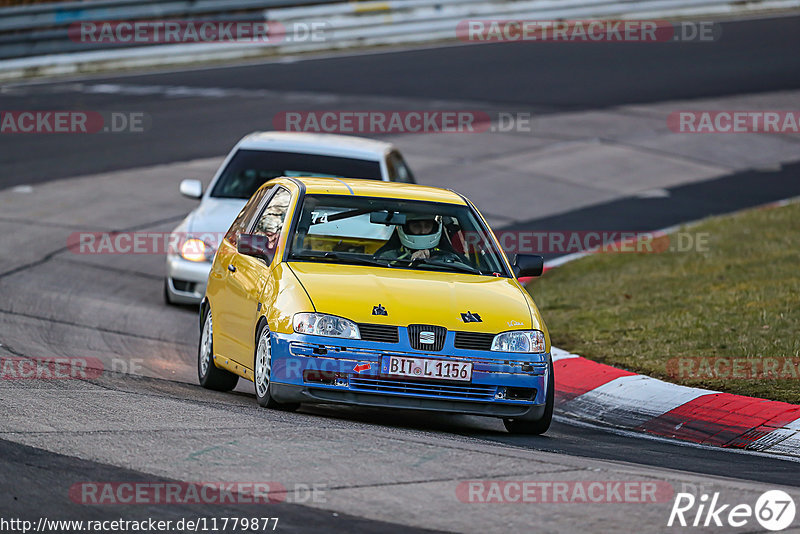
[199, 177, 553, 434]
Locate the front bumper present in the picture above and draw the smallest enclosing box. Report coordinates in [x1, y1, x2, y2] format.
[267, 332, 550, 419]
[165, 254, 211, 305]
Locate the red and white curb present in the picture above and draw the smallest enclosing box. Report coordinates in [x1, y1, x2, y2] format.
[551, 348, 800, 458]
[538, 196, 800, 458]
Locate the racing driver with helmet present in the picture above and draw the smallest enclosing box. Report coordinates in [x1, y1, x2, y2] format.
[374, 213, 468, 264]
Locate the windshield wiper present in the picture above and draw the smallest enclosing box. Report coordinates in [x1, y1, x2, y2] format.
[291, 251, 392, 268]
[392, 257, 483, 275]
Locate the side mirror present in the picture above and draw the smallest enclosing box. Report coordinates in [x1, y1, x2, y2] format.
[179, 179, 203, 199]
[513, 254, 544, 278]
[237, 233, 275, 264]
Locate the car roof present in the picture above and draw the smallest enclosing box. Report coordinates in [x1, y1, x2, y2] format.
[275, 176, 467, 205]
[238, 131, 393, 160]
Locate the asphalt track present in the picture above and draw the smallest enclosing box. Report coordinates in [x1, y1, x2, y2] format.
[1, 438, 436, 534]
[1, 15, 800, 186]
[512, 161, 800, 260]
[2, 14, 800, 533]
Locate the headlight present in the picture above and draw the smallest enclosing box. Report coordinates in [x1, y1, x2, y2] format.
[293, 313, 361, 339]
[491, 330, 546, 353]
[180, 238, 214, 262]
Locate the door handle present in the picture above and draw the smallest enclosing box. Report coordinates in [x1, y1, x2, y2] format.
[228, 264, 236, 273]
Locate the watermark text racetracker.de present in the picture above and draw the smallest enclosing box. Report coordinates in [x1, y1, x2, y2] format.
[70, 481, 326, 504]
[69, 20, 328, 44]
[274, 110, 492, 134]
[0, 357, 102, 380]
[68, 231, 221, 256]
[272, 110, 601, 134]
[0, 111, 150, 134]
[456, 480, 674, 503]
[273, 110, 624, 134]
[465, 230, 711, 255]
[0, 356, 145, 379]
[667, 357, 800, 380]
[668, 111, 800, 134]
[456, 20, 720, 43]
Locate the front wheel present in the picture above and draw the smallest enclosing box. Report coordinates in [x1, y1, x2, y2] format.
[198, 306, 239, 391]
[254, 323, 299, 411]
[503, 358, 554, 435]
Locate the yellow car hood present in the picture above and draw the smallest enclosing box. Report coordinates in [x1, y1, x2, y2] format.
[288, 262, 536, 333]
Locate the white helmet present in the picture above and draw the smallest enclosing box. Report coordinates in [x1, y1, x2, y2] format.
[398, 215, 442, 250]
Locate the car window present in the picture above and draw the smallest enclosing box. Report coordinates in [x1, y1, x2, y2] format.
[224, 186, 272, 247]
[210, 149, 383, 199]
[385, 150, 416, 183]
[289, 194, 509, 277]
[248, 188, 292, 262]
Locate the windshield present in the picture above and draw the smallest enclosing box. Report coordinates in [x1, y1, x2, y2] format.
[210, 149, 383, 199]
[288, 195, 510, 277]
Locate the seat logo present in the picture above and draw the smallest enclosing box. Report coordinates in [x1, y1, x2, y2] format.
[419, 331, 436, 344]
[461, 311, 482, 323]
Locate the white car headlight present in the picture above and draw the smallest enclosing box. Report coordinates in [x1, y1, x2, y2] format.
[491, 330, 546, 353]
[293, 313, 361, 339]
[180, 238, 215, 262]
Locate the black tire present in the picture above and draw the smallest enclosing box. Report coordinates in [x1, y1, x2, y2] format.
[163, 280, 174, 305]
[254, 322, 299, 411]
[503, 358, 554, 435]
[198, 306, 239, 391]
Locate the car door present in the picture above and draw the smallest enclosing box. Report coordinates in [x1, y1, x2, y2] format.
[225, 186, 294, 367]
[210, 185, 272, 361]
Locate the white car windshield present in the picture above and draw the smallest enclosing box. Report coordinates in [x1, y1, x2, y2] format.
[211, 149, 383, 199]
[288, 194, 510, 277]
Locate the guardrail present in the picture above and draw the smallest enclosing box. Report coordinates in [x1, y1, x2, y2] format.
[0, 0, 338, 32]
[1, 0, 799, 79]
[268, 0, 800, 50]
[0, 0, 340, 59]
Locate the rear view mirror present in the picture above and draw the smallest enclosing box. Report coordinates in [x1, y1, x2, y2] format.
[237, 233, 275, 263]
[179, 179, 203, 199]
[513, 254, 544, 278]
[370, 211, 407, 225]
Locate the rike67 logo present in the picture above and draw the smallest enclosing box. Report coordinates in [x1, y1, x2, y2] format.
[668, 490, 796, 531]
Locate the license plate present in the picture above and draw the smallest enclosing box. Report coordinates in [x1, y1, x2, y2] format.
[383, 356, 472, 382]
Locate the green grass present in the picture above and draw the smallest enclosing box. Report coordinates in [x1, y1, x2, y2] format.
[527, 201, 800, 404]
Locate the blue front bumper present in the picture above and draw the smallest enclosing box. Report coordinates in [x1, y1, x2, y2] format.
[267, 330, 550, 419]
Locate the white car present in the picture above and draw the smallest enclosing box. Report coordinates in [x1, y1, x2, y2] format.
[165, 131, 416, 305]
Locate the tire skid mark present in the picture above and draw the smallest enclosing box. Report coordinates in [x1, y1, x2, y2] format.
[0, 308, 187, 346]
[57, 257, 163, 281]
[0, 212, 188, 279]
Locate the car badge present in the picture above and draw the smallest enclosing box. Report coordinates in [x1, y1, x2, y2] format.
[461, 311, 482, 323]
[372, 304, 388, 316]
[419, 331, 436, 344]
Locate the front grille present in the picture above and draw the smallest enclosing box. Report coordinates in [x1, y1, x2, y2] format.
[350, 377, 495, 401]
[358, 323, 399, 343]
[454, 331, 495, 351]
[408, 324, 446, 351]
